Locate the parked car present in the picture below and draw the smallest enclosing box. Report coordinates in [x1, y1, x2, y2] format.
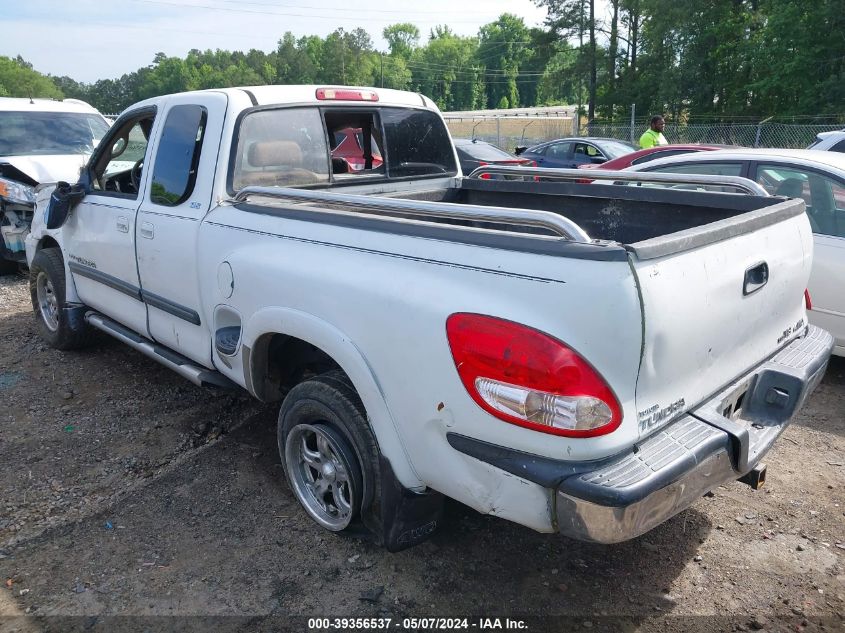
[453, 138, 535, 177]
[26, 86, 831, 551]
[515, 137, 636, 169]
[0, 97, 109, 271]
[578, 144, 728, 172]
[627, 148, 845, 356]
[807, 130, 845, 153]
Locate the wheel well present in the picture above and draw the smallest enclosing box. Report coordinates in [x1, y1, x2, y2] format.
[249, 333, 344, 402]
[37, 236, 60, 252]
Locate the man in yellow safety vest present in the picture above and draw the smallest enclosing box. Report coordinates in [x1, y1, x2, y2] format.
[639, 115, 668, 148]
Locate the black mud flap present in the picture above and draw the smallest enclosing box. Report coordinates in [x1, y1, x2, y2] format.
[63, 305, 88, 332]
[364, 456, 444, 552]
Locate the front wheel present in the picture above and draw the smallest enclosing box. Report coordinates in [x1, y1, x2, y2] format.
[278, 370, 379, 533]
[29, 248, 92, 350]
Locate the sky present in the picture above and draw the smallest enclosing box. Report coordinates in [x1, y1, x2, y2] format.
[1, 0, 548, 83]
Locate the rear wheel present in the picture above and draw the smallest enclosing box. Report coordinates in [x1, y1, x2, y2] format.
[278, 370, 379, 533]
[29, 248, 92, 350]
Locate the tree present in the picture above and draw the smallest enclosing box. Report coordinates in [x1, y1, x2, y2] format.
[0, 56, 63, 99]
[383, 23, 419, 59]
[410, 27, 482, 110]
[477, 14, 531, 108]
[535, 0, 599, 119]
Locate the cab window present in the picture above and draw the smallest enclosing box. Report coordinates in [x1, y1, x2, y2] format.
[232, 108, 330, 190]
[150, 105, 207, 206]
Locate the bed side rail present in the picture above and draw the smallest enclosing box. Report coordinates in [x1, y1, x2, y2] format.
[467, 166, 770, 197]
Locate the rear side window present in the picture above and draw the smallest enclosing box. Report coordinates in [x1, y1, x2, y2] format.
[652, 162, 743, 177]
[457, 142, 514, 161]
[631, 149, 697, 165]
[546, 143, 571, 159]
[830, 139, 845, 153]
[151, 105, 207, 206]
[644, 162, 744, 193]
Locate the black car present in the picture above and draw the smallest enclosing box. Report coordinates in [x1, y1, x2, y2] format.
[453, 138, 534, 178]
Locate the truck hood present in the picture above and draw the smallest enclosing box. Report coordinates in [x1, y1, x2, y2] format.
[0, 155, 88, 187]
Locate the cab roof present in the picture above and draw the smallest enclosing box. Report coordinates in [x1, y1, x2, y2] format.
[128, 85, 436, 112]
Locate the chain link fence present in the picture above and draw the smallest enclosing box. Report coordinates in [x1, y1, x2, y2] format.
[585, 120, 844, 149]
[444, 116, 578, 154]
[444, 113, 843, 152]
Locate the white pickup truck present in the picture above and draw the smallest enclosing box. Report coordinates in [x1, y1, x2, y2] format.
[26, 85, 832, 550]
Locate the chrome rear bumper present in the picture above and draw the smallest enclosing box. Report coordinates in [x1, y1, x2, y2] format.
[554, 325, 833, 543]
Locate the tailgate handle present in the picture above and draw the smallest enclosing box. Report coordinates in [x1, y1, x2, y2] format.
[744, 262, 769, 296]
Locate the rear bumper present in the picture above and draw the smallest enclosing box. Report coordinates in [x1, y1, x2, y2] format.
[555, 325, 832, 543]
[448, 326, 833, 544]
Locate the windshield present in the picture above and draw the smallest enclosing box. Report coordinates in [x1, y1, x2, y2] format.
[0, 111, 110, 156]
[598, 140, 637, 159]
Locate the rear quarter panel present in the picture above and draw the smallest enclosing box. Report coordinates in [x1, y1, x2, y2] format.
[196, 206, 645, 498]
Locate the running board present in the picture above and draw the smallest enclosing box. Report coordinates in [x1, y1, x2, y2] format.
[85, 312, 237, 389]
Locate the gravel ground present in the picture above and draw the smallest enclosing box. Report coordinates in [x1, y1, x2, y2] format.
[0, 272, 843, 633]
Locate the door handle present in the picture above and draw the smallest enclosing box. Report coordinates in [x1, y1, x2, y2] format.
[116, 216, 129, 233]
[743, 261, 769, 296]
[140, 221, 155, 239]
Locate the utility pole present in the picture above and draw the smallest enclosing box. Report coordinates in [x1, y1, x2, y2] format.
[630, 103, 636, 144]
[381, 53, 384, 88]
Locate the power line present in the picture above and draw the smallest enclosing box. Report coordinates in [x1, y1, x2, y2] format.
[132, 0, 503, 24]
[183, 0, 503, 16]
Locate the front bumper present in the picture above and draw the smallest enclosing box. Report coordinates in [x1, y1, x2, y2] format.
[555, 325, 832, 543]
[448, 326, 833, 544]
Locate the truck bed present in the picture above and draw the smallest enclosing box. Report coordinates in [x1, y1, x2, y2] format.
[388, 178, 791, 247]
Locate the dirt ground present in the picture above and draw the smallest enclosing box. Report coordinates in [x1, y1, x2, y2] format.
[0, 271, 843, 633]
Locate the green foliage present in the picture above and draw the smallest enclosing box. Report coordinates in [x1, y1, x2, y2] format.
[0, 56, 62, 99]
[410, 27, 482, 111]
[477, 14, 532, 109]
[383, 24, 419, 59]
[1, 5, 841, 118]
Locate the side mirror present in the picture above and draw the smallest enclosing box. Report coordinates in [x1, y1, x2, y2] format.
[45, 181, 86, 229]
[514, 146, 527, 156]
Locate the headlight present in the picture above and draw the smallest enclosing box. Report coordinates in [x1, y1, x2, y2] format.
[0, 177, 36, 206]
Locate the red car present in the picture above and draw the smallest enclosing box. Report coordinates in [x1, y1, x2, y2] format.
[578, 144, 726, 172]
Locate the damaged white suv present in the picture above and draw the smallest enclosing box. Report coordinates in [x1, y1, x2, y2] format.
[0, 97, 109, 271]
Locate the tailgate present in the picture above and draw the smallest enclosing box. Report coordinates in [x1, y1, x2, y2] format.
[629, 200, 814, 438]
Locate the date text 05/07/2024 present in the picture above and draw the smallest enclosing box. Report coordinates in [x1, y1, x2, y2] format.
[307, 617, 529, 631]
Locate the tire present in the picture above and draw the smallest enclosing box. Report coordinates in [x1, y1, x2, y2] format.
[29, 248, 93, 350]
[277, 370, 380, 533]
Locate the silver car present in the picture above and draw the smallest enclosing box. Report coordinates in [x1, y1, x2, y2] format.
[808, 130, 845, 153]
[627, 148, 845, 356]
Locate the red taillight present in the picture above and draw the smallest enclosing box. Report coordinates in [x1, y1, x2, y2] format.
[478, 161, 491, 179]
[446, 313, 623, 437]
[805, 289, 812, 310]
[316, 88, 379, 101]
